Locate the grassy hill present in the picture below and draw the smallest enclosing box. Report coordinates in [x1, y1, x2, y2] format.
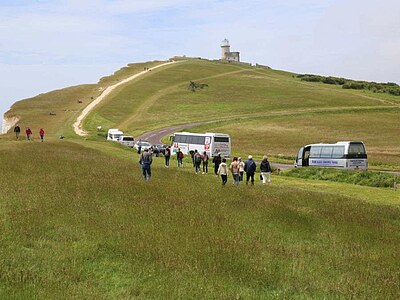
[0, 141, 399, 299]
[1, 59, 400, 298]
[87, 59, 400, 169]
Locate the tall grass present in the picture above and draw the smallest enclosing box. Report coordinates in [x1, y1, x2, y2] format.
[0, 141, 399, 298]
[282, 167, 400, 188]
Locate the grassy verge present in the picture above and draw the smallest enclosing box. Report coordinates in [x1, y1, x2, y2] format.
[281, 167, 400, 188]
[0, 141, 399, 298]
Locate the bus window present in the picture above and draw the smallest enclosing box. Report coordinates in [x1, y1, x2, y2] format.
[193, 136, 205, 145]
[332, 146, 345, 158]
[320, 146, 334, 158]
[214, 136, 229, 143]
[310, 146, 322, 158]
[297, 147, 303, 160]
[348, 143, 367, 158]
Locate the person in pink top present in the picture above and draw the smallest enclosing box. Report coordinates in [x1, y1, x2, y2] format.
[39, 128, 45, 142]
[25, 127, 32, 141]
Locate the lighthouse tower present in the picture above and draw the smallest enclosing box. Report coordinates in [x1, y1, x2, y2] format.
[220, 38, 240, 62]
[221, 38, 230, 60]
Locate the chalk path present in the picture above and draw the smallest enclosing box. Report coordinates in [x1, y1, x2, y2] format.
[73, 60, 179, 136]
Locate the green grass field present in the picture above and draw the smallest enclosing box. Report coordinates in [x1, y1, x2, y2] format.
[1, 59, 400, 298]
[0, 141, 399, 299]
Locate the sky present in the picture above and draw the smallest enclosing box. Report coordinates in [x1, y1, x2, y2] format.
[1, 0, 400, 127]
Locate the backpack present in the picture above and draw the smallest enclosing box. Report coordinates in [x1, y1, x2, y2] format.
[195, 154, 202, 163]
[178, 151, 184, 159]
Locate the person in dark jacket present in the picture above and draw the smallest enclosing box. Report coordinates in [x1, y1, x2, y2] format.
[244, 155, 257, 185]
[14, 125, 21, 139]
[260, 155, 272, 185]
[164, 146, 171, 167]
[202, 151, 209, 174]
[194, 150, 202, 174]
[212, 153, 221, 175]
[139, 148, 153, 180]
[177, 148, 184, 167]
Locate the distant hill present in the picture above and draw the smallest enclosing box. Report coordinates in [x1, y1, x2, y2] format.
[3, 58, 400, 169]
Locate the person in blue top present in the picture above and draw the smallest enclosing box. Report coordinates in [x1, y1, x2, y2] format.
[244, 155, 257, 185]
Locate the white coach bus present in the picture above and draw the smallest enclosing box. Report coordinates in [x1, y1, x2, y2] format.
[171, 132, 231, 157]
[295, 141, 368, 170]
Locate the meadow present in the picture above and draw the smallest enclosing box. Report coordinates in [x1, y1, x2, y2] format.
[0, 141, 399, 299]
[1, 59, 400, 298]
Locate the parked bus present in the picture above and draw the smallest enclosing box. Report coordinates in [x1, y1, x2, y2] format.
[295, 141, 368, 170]
[171, 132, 231, 157]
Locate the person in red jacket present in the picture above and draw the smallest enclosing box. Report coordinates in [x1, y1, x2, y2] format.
[25, 127, 32, 141]
[39, 128, 45, 142]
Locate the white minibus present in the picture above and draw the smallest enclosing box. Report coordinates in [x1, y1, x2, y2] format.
[107, 128, 124, 141]
[118, 136, 135, 147]
[295, 141, 368, 170]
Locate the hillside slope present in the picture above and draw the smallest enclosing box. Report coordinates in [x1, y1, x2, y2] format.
[3, 58, 400, 168]
[1, 59, 399, 298]
[0, 140, 399, 298]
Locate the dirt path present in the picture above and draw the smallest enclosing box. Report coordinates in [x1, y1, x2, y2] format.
[73, 60, 180, 136]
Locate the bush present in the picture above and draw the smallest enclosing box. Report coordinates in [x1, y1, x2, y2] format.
[297, 73, 400, 96]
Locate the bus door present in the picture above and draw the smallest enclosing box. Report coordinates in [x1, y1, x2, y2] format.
[302, 146, 311, 166]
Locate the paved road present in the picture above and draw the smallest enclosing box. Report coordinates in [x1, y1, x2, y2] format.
[137, 122, 205, 145]
[137, 123, 295, 170]
[137, 125, 400, 174]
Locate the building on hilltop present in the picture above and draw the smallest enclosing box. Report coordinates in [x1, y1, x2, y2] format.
[220, 39, 240, 62]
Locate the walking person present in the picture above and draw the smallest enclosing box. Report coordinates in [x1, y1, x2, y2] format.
[39, 128, 45, 142]
[14, 124, 21, 140]
[190, 151, 196, 169]
[202, 151, 209, 174]
[217, 158, 229, 185]
[164, 146, 171, 167]
[177, 148, 184, 167]
[139, 148, 153, 180]
[238, 157, 245, 181]
[260, 156, 272, 185]
[230, 157, 240, 186]
[25, 127, 32, 141]
[244, 155, 257, 185]
[212, 153, 222, 175]
[137, 139, 142, 154]
[194, 150, 202, 174]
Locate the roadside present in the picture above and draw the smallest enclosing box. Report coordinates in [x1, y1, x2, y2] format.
[136, 121, 400, 174]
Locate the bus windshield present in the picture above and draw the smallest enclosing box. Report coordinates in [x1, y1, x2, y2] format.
[348, 143, 366, 158]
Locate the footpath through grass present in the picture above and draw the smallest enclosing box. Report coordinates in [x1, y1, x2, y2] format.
[0, 140, 399, 299]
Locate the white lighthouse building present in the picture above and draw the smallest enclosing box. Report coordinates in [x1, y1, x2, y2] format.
[221, 39, 240, 62]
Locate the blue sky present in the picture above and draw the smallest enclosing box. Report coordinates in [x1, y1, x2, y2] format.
[1, 0, 400, 124]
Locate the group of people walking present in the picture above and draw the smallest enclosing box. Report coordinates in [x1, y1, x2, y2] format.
[138, 145, 272, 186]
[14, 125, 45, 142]
[215, 155, 271, 186]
